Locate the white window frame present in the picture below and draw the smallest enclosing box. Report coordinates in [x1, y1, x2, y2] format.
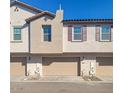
[100, 25, 111, 41]
[13, 26, 22, 41]
[42, 25, 51, 42]
[72, 25, 82, 41]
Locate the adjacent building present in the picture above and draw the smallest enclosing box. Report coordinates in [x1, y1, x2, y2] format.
[10, 0, 113, 77]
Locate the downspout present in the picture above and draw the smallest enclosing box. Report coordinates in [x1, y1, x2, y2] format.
[28, 22, 31, 53]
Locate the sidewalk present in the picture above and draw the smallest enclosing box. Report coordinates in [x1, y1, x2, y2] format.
[11, 76, 113, 83]
[96, 76, 113, 82]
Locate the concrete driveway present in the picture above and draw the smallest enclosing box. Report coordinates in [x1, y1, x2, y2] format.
[11, 82, 113, 93]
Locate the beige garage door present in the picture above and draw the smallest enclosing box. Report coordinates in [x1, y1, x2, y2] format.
[42, 57, 80, 76]
[10, 57, 27, 76]
[96, 57, 113, 77]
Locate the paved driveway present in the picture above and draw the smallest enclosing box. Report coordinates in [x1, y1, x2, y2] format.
[11, 82, 112, 93]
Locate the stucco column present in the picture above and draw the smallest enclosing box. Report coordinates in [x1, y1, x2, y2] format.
[80, 56, 96, 76]
[27, 55, 42, 76]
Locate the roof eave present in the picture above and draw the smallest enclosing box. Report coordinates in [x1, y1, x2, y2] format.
[25, 11, 55, 23]
[63, 19, 113, 24]
[10, 0, 43, 13]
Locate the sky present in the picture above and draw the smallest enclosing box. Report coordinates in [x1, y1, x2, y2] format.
[19, 0, 113, 19]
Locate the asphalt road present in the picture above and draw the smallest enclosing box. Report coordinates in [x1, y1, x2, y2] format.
[11, 82, 113, 93]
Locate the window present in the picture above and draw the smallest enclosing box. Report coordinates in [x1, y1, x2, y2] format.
[100, 25, 111, 41]
[13, 27, 21, 40]
[42, 25, 51, 42]
[72, 26, 82, 41]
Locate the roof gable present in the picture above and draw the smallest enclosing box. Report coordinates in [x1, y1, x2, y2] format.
[25, 11, 55, 22]
[10, 0, 42, 13]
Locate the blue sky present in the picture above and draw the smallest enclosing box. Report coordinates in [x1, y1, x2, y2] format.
[19, 0, 113, 19]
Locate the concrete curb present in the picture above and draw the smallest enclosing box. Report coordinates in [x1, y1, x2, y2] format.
[11, 76, 113, 84]
[11, 80, 112, 83]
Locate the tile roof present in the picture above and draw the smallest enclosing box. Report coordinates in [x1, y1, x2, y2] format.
[63, 19, 113, 24]
[25, 11, 55, 22]
[63, 19, 112, 21]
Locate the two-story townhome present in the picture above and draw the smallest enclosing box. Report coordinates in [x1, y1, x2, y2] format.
[10, 0, 42, 76]
[10, 0, 113, 77]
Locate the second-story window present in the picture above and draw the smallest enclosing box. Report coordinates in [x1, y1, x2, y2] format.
[13, 27, 21, 41]
[72, 26, 82, 41]
[42, 25, 51, 42]
[100, 25, 111, 41]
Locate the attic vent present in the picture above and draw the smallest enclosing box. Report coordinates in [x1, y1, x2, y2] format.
[14, 7, 19, 12]
[44, 17, 48, 21]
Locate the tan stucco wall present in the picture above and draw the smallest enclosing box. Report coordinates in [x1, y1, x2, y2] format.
[30, 10, 63, 54]
[10, 5, 37, 53]
[63, 25, 113, 53]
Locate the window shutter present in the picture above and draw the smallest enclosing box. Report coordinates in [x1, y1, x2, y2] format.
[68, 25, 72, 41]
[110, 26, 113, 41]
[82, 25, 87, 41]
[96, 25, 100, 41]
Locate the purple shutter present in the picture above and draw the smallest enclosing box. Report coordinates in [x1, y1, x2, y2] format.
[82, 25, 87, 41]
[96, 25, 100, 41]
[68, 25, 72, 41]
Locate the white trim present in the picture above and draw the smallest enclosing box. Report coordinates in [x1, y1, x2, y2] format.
[42, 25, 52, 42]
[100, 25, 111, 41]
[12, 26, 22, 41]
[72, 25, 83, 41]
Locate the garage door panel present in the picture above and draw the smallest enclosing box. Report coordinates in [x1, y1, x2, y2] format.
[96, 57, 113, 77]
[10, 57, 26, 76]
[42, 57, 79, 76]
[96, 66, 113, 76]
